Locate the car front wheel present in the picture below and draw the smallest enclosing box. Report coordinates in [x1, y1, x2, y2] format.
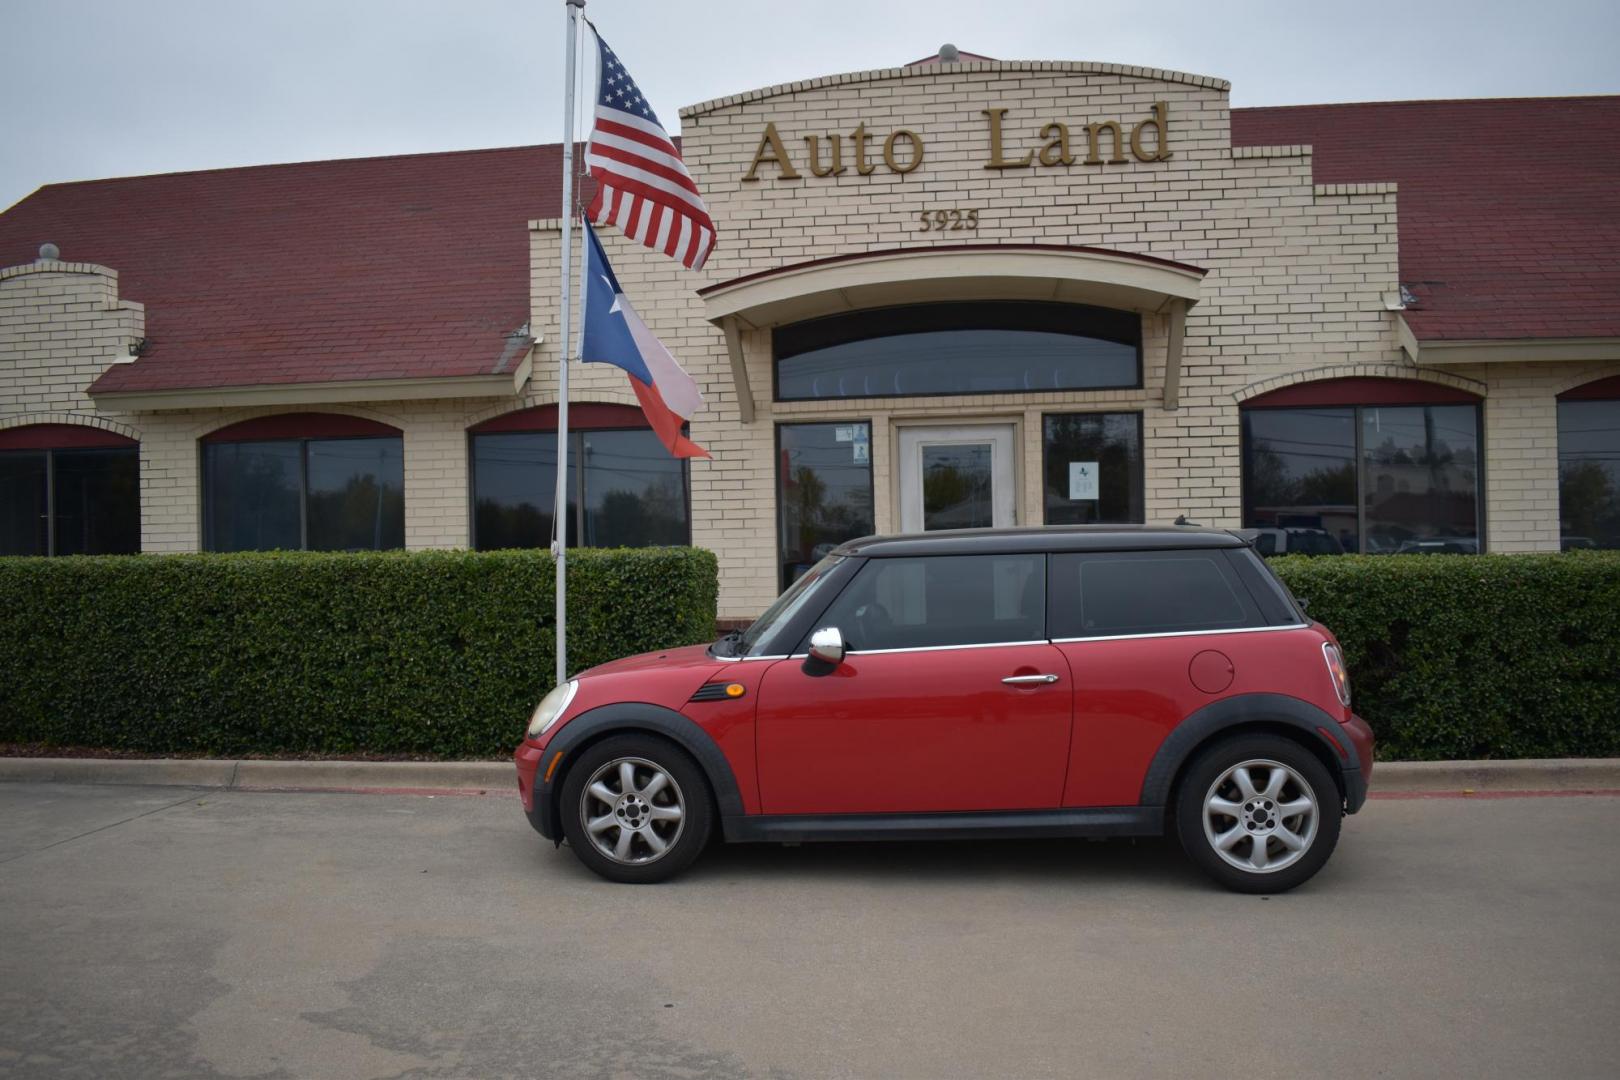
[558, 733, 714, 883]
[1174, 735, 1342, 893]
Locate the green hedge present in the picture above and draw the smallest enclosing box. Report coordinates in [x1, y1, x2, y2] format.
[1272, 552, 1620, 760]
[0, 547, 717, 758]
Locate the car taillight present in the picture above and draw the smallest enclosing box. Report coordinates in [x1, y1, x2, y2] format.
[1322, 642, 1351, 708]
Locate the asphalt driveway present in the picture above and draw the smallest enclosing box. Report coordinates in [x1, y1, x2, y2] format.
[1, 782, 1616, 1079]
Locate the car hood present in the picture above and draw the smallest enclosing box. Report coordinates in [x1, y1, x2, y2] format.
[560, 642, 736, 719]
[575, 642, 728, 681]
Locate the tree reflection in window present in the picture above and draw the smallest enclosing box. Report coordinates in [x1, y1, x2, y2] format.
[1242, 404, 1481, 555]
[470, 428, 689, 550]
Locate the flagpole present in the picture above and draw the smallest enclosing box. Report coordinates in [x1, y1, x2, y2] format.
[554, 0, 585, 686]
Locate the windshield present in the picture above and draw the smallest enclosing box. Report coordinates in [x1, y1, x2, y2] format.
[736, 555, 844, 657]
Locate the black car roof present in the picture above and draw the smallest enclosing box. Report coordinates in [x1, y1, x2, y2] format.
[832, 525, 1249, 558]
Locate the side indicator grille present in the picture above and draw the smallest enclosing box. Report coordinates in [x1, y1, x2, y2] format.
[690, 682, 746, 702]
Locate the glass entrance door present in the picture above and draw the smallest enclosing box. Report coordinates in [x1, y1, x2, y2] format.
[898, 424, 1017, 532]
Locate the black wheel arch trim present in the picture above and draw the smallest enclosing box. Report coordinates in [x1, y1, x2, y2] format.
[1140, 693, 1363, 810]
[530, 702, 746, 841]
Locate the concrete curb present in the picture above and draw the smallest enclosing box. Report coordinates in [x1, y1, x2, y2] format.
[1, 756, 1617, 795]
[0, 757, 513, 793]
[1369, 758, 1620, 794]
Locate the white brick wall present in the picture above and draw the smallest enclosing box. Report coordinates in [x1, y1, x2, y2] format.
[0, 258, 147, 490]
[4, 62, 1617, 617]
[533, 64, 1416, 616]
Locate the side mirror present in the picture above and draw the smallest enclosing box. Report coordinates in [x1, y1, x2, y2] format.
[806, 626, 845, 667]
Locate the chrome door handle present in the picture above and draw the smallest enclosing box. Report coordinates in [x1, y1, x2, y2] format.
[1002, 674, 1060, 685]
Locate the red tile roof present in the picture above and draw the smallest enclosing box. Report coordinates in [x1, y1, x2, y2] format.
[1232, 96, 1620, 342]
[0, 145, 587, 395]
[1, 96, 1613, 397]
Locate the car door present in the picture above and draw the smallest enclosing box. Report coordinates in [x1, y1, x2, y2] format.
[1047, 548, 1275, 807]
[755, 551, 1072, 815]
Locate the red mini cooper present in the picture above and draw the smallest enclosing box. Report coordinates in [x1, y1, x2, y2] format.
[515, 526, 1373, 892]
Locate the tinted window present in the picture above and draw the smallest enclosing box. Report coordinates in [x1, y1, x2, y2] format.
[1242, 404, 1482, 554]
[774, 302, 1140, 401]
[1558, 399, 1620, 550]
[306, 438, 405, 551]
[776, 422, 874, 588]
[470, 429, 689, 550]
[2, 448, 140, 557]
[0, 451, 49, 555]
[1043, 412, 1144, 524]
[52, 448, 141, 555]
[815, 554, 1045, 651]
[1362, 405, 1480, 554]
[578, 429, 689, 547]
[1242, 408, 1356, 554]
[1050, 551, 1261, 638]
[203, 437, 403, 552]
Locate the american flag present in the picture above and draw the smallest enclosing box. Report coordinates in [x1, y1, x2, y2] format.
[584, 31, 716, 271]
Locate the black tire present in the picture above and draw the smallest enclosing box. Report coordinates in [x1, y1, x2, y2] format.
[558, 733, 714, 883]
[1174, 734, 1342, 894]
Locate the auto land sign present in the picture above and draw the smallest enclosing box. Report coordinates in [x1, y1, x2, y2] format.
[741, 103, 1174, 180]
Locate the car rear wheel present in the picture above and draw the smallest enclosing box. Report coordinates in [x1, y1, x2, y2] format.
[558, 734, 714, 883]
[1174, 734, 1342, 893]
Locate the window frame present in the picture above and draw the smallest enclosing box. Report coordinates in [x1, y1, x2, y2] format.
[774, 419, 877, 592]
[1047, 549, 1270, 641]
[1039, 409, 1147, 526]
[200, 433, 405, 553]
[0, 425, 141, 557]
[770, 301, 1144, 403]
[801, 551, 1050, 654]
[1239, 390, 1486, 555]
[1555, 377, 1620, 550]
[466, 417, 693, 552]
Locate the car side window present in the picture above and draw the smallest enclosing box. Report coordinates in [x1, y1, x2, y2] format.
[814, 554, 1046, 652]
[1048, 550, 1263, 638]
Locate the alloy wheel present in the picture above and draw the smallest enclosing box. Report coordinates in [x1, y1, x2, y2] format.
[1201, 758, 1319, 874]
[578, 756, 687, 865]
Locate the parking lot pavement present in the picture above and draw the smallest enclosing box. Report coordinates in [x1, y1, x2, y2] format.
[1, 784, 1616, 1080]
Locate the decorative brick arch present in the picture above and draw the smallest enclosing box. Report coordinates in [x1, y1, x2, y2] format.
[1553, 369, 1620, 398]
[1232, 363, 1487, 405]
[188, 404, 405, 441]
[0, 411, 142, 443]
[461, 388, 641, 432]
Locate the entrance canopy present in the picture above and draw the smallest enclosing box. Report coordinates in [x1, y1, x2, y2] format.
[698, 244, 1208, 418]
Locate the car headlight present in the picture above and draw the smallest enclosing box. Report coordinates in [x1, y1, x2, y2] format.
[527, 680, 580, 738]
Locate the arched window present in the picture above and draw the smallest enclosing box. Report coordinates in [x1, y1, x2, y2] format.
[0, 425, 140, 556]
[773, 301, 1141, 401]
[1557, 376, 1620, 550]
[201, 413, 404, 552]
[1240, 378, 1483, 555]
[468, 405, 691, 550]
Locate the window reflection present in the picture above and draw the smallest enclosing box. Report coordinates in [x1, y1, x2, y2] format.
[1042, 412, 1144, 524]
[1361, 405, 1479, 554]
[307, 439, 405, 551]
[921, 443, 993, 530]
[777, 422, 874, 588]
[1558, 399, 1620, 550]
[1, 447, 140, 557]
[203, 438, 402, 552]
[774, 302, 1140, 401]
[1241, 404, 1481, 555]
[470, 428, 689, 550]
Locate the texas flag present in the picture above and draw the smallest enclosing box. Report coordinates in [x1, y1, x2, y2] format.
[579, 221, 709, 459]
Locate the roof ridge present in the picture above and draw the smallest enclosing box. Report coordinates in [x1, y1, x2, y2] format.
[27, 141, 566, 195]
[1233, 92, 1620, 112]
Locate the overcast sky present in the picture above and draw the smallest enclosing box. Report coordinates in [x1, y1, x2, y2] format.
[3, 0, 1617, 211]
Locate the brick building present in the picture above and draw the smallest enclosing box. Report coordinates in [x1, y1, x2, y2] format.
[2, 53, 1618, 621]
